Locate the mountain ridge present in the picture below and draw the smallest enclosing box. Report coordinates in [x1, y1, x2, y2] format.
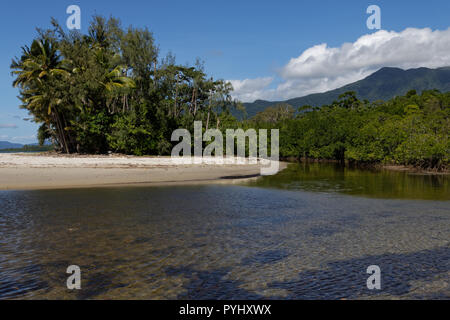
[0, 141, 23, 150]
[241, 66, 450, 118]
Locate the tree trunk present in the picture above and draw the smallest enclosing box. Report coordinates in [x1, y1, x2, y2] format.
[60, 111, 73, 153]
[193, 88, 197, 117]
[190, 87, 195, 115]
[174, 73, 179, 117]
[154, 60, 157, 85]
[206, 90, 212, 131]
[53, 109, 69, 154]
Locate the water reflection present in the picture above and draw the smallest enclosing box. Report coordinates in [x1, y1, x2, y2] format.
[244, 163, 450, 200]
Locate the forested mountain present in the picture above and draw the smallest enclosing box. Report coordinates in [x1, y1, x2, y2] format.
[242, 67, 450, 118]
[0, 141, 23, 149]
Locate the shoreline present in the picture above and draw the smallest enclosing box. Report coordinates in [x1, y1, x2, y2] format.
[380, 164, 449, 175]
[0, 153, 286, 191]
[281, 157, 449, 175]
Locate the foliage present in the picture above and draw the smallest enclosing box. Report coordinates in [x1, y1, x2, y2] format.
[11, 15, 238, 155]
[249, 90, 449, 169]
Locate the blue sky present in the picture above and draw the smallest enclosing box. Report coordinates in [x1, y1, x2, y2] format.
[1, 0, 449, 144]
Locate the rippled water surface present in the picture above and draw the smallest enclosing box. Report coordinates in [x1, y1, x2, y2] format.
[0, 164, 449, 299]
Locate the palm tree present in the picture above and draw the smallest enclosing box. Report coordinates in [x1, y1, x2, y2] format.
[102, 65, 136, 92]
[100, 65, 136, 113]
[11, 38, 72, 152]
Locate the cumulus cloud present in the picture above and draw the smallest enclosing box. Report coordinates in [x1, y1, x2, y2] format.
[0, 124, 18, 129]
[228, 77, 274, 102]
[230, 27, 450, 102]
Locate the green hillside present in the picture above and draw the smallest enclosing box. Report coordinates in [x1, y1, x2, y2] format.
[242, 67, 450, 118]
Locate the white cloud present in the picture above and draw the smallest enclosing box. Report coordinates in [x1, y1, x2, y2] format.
[228, 77, 274, 102]
[0, 124, 18, 129]
[230, 27, 450, 102]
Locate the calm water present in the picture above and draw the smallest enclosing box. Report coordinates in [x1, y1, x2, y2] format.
[0, 163, 449, 299]
[245, 163, 450, 201]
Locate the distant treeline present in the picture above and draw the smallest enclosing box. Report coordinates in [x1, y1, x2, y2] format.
[245, 90, 449, 170]
[0, 144, 54, 153]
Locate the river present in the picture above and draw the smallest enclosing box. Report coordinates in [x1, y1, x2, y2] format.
[0, 163, 448, 299]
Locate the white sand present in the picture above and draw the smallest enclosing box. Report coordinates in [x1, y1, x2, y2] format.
[0, 153, 284, 190]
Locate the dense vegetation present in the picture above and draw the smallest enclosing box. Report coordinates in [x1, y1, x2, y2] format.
[11, 15, 449, 170]
[247, 90, 449, 169]
[11, 15, 241, 155]
[242, 67, 450, 119]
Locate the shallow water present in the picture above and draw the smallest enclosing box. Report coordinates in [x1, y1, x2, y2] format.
[245, 163, 450, 200]
[0, 164, 449, 299]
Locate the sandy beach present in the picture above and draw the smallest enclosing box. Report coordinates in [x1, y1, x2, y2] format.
[0, 153, 284, 190]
